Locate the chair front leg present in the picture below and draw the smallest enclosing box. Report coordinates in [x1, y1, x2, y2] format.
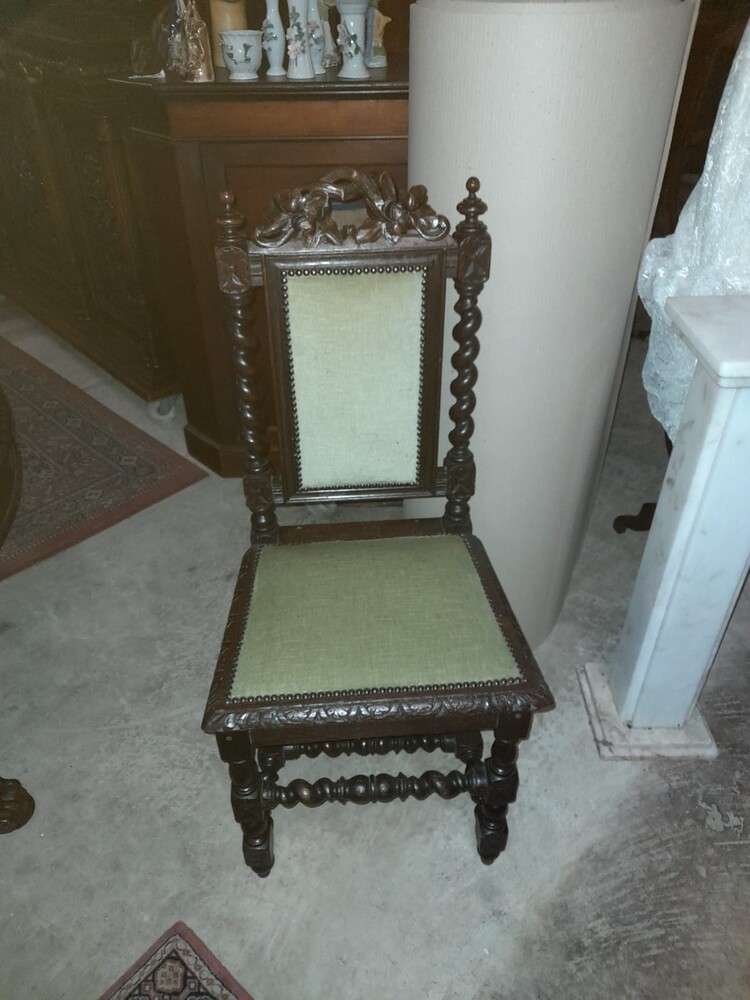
[475, 712, 531, 865]
[216, 733, 274, 878]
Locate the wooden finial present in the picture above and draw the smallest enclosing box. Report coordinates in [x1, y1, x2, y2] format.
[217, 190, 247, 246]
[456, 176, 487, 229]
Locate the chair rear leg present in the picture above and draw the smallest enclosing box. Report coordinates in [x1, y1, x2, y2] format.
[216, 733, 274, 877]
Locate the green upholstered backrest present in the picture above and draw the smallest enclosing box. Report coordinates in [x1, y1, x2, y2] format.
[264, 248, 448, 503]
[284, 268, 425, 490]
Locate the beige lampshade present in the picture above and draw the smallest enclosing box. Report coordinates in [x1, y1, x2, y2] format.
[210, 0, 248, 67]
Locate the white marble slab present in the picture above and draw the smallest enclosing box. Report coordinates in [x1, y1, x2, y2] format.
[579, 663, 717, 760]
[587, 293, 750, 751]
[667, 295, 750, 386]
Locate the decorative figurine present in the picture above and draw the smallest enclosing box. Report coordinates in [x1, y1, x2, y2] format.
[183, 0, 214, 82]
[321, 0, 340, 69]
[365, 1, 390, 68]
[161, 0, 189, 76]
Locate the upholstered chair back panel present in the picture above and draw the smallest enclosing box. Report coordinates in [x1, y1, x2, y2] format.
[282, 267, 426, 491]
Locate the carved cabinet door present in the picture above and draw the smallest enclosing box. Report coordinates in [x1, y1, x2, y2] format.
[0, 77, 90, 319]
[45, 89, 168, 386]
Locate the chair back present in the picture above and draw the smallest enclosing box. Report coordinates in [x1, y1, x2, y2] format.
[214, 170, 491, 543]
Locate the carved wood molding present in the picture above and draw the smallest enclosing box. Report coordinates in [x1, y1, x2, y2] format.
[281, 733, 460, 759]
[215, 245, 253, 294]
[253, 168, 451, 249]
[206, 685, 552, 735]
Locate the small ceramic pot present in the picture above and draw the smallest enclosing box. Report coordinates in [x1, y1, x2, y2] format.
[219, 29, 263, 80]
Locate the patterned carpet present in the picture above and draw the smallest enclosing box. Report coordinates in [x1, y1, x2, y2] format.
[98, 923, 254, 1000]
[0, 338, 206, 580]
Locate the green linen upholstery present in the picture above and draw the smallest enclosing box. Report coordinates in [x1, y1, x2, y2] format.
[230, 534, 520, 699]
[285, 269, 425, 489]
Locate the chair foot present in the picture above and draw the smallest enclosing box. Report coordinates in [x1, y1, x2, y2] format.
[474, 803, 509, 864]
[243, 814, 274, 877]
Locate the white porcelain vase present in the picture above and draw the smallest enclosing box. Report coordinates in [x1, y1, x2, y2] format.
[335, 0, 370, 79]
[307, 0, 326, 75]
[262, 0, 286, 77]
[286, 2, 315, 79]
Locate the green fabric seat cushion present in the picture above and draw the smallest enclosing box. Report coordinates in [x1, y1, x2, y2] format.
[231, 534, 520, 699]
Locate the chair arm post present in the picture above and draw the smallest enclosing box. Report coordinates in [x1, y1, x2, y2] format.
[443, 177, 492, 535]
[216, 191, 279, 545]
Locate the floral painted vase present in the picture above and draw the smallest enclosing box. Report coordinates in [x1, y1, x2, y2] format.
[286, 3, 315, 80]
[262, 0, 286, 77]
[335, 0, 370, 80]
[307, 0, 326, 75]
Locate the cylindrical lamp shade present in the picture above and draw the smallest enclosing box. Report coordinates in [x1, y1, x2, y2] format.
[408, 0, 698, 647]
[210, 0, 249, 67]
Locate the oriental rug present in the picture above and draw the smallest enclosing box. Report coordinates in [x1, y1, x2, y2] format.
[0, 338, 206, 581]
[98, 922, 254, 1000]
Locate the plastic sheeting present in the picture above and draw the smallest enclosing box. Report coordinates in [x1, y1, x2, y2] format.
[640, 21, 750, 441]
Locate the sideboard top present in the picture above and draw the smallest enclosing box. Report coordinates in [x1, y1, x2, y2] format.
[111, 55, 409, 103]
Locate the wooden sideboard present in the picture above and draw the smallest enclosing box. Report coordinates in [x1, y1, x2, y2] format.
[0, 1, 178, 400]
[113, 64, 409, 475]
[0, 1, 411, 471]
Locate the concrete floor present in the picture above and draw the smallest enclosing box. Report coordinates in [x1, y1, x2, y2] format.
[1, 302, 748, 1000]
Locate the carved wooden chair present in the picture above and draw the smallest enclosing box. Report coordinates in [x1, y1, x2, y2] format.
[203, 170, 554, 877]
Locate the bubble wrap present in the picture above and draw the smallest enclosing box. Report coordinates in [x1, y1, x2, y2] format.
[639, 21, 750, 440]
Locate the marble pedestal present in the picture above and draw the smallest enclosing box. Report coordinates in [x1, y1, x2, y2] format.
[581, 294, 750, 758]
